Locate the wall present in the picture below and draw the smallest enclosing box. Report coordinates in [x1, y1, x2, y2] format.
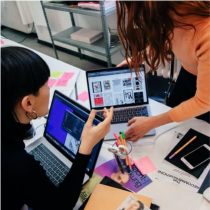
[1, 1, 34, 34]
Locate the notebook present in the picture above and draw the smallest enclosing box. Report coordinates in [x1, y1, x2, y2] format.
[86, 65, 156, 140]
[84, 184, 152, 210]
[26, 90, 103, 186]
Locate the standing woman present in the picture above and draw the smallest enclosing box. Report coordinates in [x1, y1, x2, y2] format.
[116, 1, 210, 141]
[1, 46, 113, 210]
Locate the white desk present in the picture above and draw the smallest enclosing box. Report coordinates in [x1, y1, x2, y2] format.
[73, 69, 210, 210]
[2, 37, 209, 210]
[1, 36, 81, 100]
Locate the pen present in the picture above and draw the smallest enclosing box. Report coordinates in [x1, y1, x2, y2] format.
[114, 154, 124, 174]
[169, 135, 197, 159]
[114, 133, 120, 146]
[120, 131, 132, 170]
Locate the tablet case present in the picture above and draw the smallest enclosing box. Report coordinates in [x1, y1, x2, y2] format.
[165, 129, 210, 178]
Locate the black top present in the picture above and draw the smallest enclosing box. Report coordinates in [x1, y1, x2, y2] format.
[2, 116, 90, 210]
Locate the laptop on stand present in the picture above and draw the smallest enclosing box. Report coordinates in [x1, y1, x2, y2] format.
[26, 90, 103, 186]
[86, 65, 156, 140]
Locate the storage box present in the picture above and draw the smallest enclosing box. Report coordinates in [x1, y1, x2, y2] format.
[71, 28, 103, 44]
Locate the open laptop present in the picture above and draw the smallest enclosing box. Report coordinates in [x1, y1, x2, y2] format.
[86, 65, 156, 140]
[26, 90, 103, 186]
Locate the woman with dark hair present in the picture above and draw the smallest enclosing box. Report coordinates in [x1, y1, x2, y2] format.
[116, 1, 210, 141]
[1, 46, 113, 210]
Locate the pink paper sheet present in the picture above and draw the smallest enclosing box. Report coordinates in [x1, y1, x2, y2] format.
[78, 91, 89, 102]
[55, 72, 74, 87]
[134, 156, 156, 175]
[0, 39, 5, 46]
[48, 78, 57, 88]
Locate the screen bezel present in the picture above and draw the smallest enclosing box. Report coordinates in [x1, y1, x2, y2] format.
[44, 90, 103, 177]
[86, 65, 149, 110]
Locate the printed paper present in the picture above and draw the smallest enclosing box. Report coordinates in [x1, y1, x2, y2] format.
[95, 159, 152, 192]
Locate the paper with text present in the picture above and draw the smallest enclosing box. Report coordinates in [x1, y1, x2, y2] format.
[95, 159, 152, 192]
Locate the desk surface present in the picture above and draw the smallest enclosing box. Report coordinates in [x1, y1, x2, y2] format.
[2, 37, 210, 210]
[74, 69, 210, 210]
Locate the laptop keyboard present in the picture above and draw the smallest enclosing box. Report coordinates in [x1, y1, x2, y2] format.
[29, 144, 69, 186]
[97, 106, 149, 124]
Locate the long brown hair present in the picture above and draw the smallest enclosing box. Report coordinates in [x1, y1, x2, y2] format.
[116, 1, 210, 72]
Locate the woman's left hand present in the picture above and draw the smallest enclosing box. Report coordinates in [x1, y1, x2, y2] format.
[79, 107, 113, 154]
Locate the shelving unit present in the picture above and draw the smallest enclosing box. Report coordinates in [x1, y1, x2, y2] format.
[40, 1, 121, 67]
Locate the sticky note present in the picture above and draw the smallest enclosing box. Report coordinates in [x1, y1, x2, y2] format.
[55, 72, 74, 87]
[78, 91, 89, 102]
[51, 71, 63, 78]
[0, 39, 5, 46]
[134, 156, 156, 175]
[48, 78, 57, 87]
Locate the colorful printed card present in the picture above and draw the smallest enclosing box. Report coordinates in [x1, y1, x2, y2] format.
[95, 159, 152, 192]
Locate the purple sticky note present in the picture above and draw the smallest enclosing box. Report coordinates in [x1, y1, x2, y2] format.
[78, 91, 89, 102]
[95, 159, 152, 192]
[55, 72, 74, 87]
[134, 156, 156, 175]
[48, 78, 57, 88]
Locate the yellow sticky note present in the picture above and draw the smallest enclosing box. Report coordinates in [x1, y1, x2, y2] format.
[51, 71, 63, 78]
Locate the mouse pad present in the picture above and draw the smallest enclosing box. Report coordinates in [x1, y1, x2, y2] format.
[165, 129, 210, 178]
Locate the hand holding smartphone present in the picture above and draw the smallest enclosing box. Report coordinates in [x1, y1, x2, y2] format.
[181, 144, 210, 170]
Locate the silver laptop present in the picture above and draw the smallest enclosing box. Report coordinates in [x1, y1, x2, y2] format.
[86, 65, 156, 140]
[26, 90, 103, 186]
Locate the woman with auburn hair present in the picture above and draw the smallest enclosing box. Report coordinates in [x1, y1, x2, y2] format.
[116, 1, 210, 141]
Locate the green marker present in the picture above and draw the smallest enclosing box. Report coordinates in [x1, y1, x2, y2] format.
[121, 131, 125, 139]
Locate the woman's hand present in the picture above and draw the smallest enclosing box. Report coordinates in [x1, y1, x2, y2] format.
[79, 107, 113, 154]
[125, 112, 172, 142]
[125, 117, 154, 141]
[117, 58, 132, 67]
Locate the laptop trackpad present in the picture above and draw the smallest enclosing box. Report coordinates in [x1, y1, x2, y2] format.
[105, 123, 128, 140]
[104, 123, 156, 140]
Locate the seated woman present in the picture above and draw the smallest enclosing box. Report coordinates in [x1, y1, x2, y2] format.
[1, 46, 113, 210]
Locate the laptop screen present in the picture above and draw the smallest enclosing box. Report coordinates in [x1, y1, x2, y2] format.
[44, 90, 103, 175]
[86, 65, 148, 110]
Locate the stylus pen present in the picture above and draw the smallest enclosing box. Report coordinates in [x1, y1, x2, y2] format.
[114, 154, 124, 174]
[169, 135, 197, 159]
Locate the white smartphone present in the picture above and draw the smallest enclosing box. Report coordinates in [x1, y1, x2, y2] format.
[181, 144, 210, 170]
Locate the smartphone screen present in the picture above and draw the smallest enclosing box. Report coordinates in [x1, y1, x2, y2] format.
[181, 144, 210, 169]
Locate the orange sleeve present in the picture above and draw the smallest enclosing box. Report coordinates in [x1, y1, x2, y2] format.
[168, 25, 210, 122]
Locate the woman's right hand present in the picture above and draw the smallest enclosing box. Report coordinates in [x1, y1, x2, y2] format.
[79, 107, 113, 155]
[117, 58, 132, 67]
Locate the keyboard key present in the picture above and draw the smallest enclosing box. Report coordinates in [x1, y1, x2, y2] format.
[97, 106, 149, 124]
[29, 144, 69, 186]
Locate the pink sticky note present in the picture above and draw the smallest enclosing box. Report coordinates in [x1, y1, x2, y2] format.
[78, 91, 89, 102]
[0, 39, 5, 46]
[48, 78, 57, 87]
[134, 156, 156, 175]
[55, 72, 74, 87]
[61, 72, 74, 80]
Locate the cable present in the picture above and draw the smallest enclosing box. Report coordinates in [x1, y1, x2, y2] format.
[153, 124, 181, 142]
